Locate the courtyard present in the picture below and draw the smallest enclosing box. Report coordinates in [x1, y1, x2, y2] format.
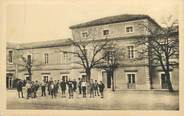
[7, 89, 179, 110]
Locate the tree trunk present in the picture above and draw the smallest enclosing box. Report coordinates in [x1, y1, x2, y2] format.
[165, 71, 173, 92]
[86, 69, 91, 82]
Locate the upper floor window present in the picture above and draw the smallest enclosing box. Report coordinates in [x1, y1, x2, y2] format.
[127, 46, 134, 59]
[8, 50, 13, 64]
[126, 26, 134, 33]
[105, 51, 115, 63]
[63, 52, 70, 63]
[103, 29, 109, 36]
[44, 53, 49, 64]
[82, 32, 88, 38]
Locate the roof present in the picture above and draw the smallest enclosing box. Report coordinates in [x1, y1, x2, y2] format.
[6, 42, 18, 49]
[70, 14, 161, 29]
[7, 38, 72, 50]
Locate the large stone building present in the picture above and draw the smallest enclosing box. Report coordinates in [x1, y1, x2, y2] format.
[6, 14, 179, 90]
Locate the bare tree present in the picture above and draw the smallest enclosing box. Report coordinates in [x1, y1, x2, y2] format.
[62, 38, 112, 82]
[97, 44, 124, 91]
[15, 52, 42, 81]
[136, 16, 179, 91]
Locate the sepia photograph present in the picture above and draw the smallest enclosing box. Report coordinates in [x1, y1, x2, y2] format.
[2, 0, 182, 112]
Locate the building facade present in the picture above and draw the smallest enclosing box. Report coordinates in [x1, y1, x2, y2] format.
[6, 14, 179, 90]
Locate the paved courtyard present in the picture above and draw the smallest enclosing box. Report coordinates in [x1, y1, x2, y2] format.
[7, 89, 179, 110]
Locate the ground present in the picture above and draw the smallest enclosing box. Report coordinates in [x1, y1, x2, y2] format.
[7, 89, 179, 110]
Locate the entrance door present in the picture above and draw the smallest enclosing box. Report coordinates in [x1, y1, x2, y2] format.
[6, 73, 13, 88]
[102, 71, 111, 88]
[127, 73, 136, 89]
[161, 74, 169, 89]
[107, 72, 111, 88]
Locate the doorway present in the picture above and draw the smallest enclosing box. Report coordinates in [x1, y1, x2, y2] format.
[126, 73, 136, 89]
[161, 73, 169, 89]
[102, 71, 111, 88]
[6, 73, 13, 88]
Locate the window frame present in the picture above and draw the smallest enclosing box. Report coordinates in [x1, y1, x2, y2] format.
[103, 29, 110, 36]
[81, 31, 88, 38]
[44, 53, 49, 64]
[127, 46, 135, 59]
[125, 72, 137, 84]
[125, 25, 134, 33]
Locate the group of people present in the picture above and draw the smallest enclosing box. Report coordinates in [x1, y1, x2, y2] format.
[16, 78, 105, 99]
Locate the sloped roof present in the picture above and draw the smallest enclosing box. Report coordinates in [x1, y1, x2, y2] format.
[70, 14, 160, 29]
[7, 38, 72, 50]
[6, 42, 18, 49]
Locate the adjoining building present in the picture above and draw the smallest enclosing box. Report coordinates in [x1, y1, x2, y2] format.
[6, 14, 179, 90]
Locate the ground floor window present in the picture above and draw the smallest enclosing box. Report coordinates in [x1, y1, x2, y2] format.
[126, 73, 136, 89]
[43, 75, 49, 83]
[61, 75, 68, 82]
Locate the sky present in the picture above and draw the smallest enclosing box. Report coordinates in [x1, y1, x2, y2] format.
[5, 0, 181, 43]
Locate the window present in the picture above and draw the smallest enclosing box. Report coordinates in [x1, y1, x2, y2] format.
[61, 75, 68, 81]
[63, 52, 70, 63]
[103, 29, 109, 36]
[82, 32, 88, 38]
[126, 73, 136, 89]
[43, 75, 49, 83]
[44, 53, 49, 64]
[105, 51, 115, 63]
[8, 50, 13, 63]
[127, 74, 135, 84]
[126, 26, 134, 33]
[127, 46, 134, 59]
[27, 55, 32, 64]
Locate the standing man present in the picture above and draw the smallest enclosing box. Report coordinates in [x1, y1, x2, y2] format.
[68, 80, 74, 99]
[81, 79, 87, 98]
[41, 81, 46, 96]
[94, 80, 100, 96]
[47, 78, 53, 95]
[78, 78, 82, 94]
[73, 79, 77, 92]
[89, 79, 95, 98]
[33, 80, 40, 98]
[25, 80, 31, 99]
[16, 80, 24, 98]
[60, 79, 66, 98]
[50, 81, 55, 99]
[98, 81, 105, 98]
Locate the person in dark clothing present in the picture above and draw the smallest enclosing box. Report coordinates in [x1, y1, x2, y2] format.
[56, 80, 60, 93]
[68, 80, 74, 99]
[41, 81, 46, 96]
[94, 80, 100, 96]
[30, 81, 35, 98]
[16, 80, 24, 98]
[73, 79, 77, 92]
[78, 78, 82, 94]
[33, 81, 40, 98]
[60, 79, 66, 98]
[89, 79, 95, 98]
[98, 81, 105, 98]
[53, 80, 58, 98]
